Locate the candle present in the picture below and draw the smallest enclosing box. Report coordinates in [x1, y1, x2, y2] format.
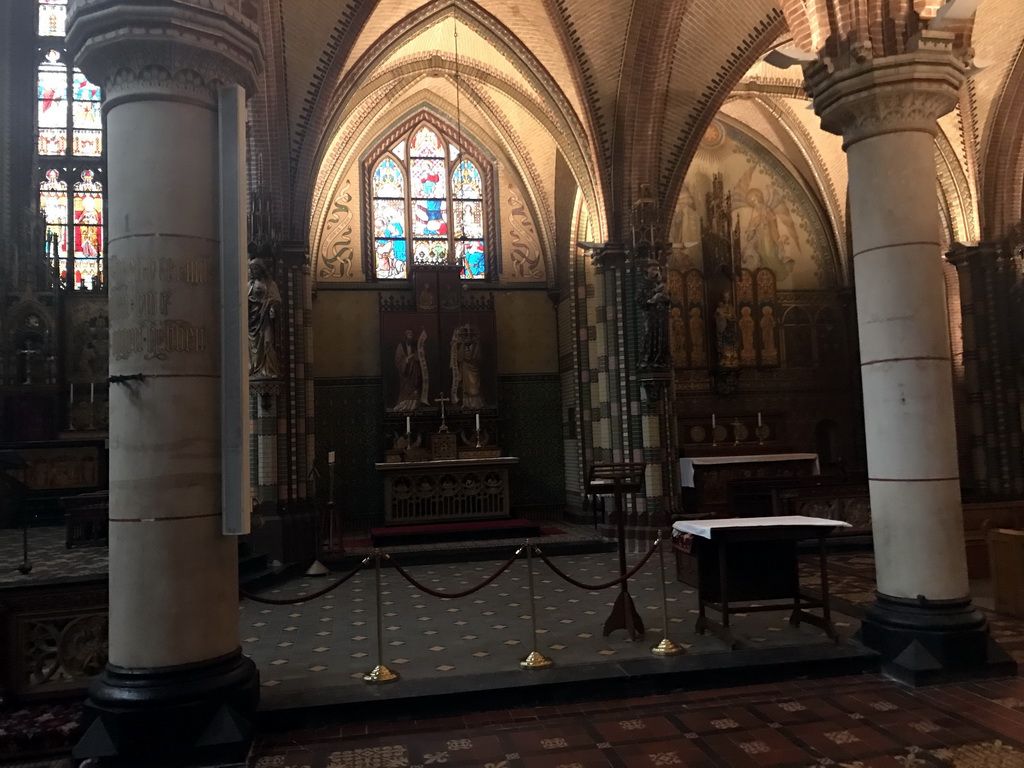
[711, 413, 716, 429]
[328, 450, 335, 464]
[90, 383, 95, 403]
[69, 382, 74, 407]
[475, 413, 480, 431]
[406, 416, 411, 434]
[757, 412, 762, 427]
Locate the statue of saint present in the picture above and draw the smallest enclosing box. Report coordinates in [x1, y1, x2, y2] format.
[248, 258, 282, 378]
[637, 260, 672, 370]
[450, 324, 484, 409]
[739, 305, 756, 364]
[714, 290, 739, 368]
[394, 327, 429, 411]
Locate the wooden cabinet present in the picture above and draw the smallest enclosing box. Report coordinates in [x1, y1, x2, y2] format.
[989, 528, 1024, 618]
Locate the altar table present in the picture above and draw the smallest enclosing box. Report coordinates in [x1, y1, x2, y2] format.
[375, 456, 519, 525]
[672, 515, 850, 649]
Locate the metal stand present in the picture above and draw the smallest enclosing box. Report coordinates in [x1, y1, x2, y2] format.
[520, 542, 552, 669]
[363, 550, 399, 684]
[588, 462, 646, 640]
[651, 531, 682, 656]
[18, 517, 32, 575]
[305, 463, 328, 576]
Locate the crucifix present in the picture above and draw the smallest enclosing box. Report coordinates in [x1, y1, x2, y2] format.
[17, 345, 41, 385]
[435, 393, 451, 432]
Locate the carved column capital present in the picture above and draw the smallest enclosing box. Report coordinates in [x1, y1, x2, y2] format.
[66, 0, 263, 109]
[804, 32, 969, 148]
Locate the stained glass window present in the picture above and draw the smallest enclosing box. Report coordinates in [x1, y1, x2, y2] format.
[37, 0, 105, 290]
[367, 120, 490, 280]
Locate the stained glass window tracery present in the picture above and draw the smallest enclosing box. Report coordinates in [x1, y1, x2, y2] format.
[36, 0, 105, 290]
[367, 121, 490, 280]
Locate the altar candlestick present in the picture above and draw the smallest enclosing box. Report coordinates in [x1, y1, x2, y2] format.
[757, 412, 762, 427]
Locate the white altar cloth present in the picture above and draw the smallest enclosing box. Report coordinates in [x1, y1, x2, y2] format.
[673, 515, 851, 540]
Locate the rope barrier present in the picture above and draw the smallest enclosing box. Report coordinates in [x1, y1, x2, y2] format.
[385, 547, 524, 599]
[534, 536, 661, 590]
[239, 557, 370, 605]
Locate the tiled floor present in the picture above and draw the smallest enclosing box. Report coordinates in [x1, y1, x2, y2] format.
[4, 527, 1024, 768]
[249, 675, 1024, 767]
[241, 548, 860, 697]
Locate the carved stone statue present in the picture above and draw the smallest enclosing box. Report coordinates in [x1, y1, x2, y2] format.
[637, 260, 671, 370]
[248, 258, 282, 378]
[714, 290, 740, 368]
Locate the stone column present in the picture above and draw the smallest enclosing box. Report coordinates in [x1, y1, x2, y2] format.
[66, 1, 264, 762]
[805, 34, 1014, 682]
[948, 243, 1024, 498]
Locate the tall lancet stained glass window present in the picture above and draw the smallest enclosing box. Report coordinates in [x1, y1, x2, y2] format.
[369, 122, 489, 279]
[36, 0, 106, 290]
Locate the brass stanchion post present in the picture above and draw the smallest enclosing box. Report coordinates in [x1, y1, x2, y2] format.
[651, 532, 683, 656]
[363, 549, 399, 683]
[520, 542, 552, 669]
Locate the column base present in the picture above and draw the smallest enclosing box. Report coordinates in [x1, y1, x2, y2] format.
[858, 593, 1017, 686]
[73, 649, 259, 767]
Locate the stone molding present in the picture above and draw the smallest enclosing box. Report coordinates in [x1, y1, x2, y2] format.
[804, 33, 969, 147]
[65, 0, 263, 109]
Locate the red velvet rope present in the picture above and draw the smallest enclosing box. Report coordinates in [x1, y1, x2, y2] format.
[534, 537, 661, 590]
[386, 549, 523, 599]
[239, 557, 370, 605]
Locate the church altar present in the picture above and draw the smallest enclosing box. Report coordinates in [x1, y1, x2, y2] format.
[679, 453, 820, 518]
[375, 456, 520, 525]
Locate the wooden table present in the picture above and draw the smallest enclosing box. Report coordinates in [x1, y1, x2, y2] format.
[672, 515, 850, 649]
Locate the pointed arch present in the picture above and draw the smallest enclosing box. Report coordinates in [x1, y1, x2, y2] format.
[360, 109, 497, 280]
[293, 0, 606, 247]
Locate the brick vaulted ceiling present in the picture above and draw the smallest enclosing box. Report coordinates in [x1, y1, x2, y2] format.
[264, 0, 785, 246]
[259, 0, 1024, 254]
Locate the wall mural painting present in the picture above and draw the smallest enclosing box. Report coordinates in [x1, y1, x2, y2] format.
[756, 268, 779, 366]
[670, 119, 835, 291]
[319, 179, 357, 279]
[506, 184, 545, 280]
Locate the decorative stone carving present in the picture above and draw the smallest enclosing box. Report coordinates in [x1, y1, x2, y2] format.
[66, 0, 264, 103]
[804, 33, 970, 146]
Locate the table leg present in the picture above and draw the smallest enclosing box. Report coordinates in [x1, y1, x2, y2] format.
[817, 536, 838, 641]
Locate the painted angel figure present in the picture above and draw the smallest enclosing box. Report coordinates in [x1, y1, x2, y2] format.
[732, 165, 800, 281]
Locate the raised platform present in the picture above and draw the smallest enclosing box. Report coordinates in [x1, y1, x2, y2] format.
[371, 517, 542, 547]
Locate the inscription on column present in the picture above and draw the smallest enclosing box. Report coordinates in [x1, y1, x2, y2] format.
[110, 254, 212, 361]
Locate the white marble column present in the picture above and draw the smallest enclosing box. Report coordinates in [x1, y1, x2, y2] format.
[805, 33, 1014, 682]
[66, 1, 264, 762]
